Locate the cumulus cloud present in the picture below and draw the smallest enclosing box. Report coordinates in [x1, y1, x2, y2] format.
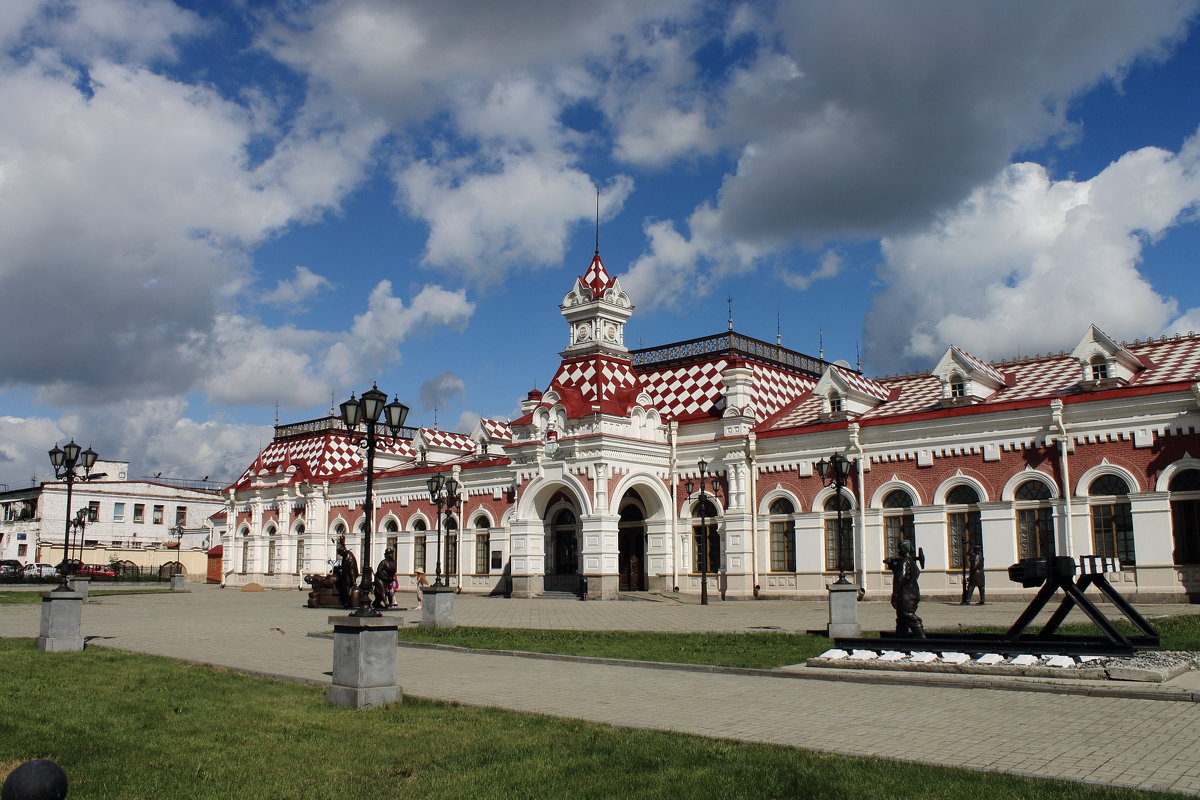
[419, 372, 466, 415]
[705, 0, 1197, 246]
[262, 266, 334, 309]
[863, 130, 1200, 370]
[350, 281, 476, 367]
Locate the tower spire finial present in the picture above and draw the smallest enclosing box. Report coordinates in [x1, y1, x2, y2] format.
[595, 186, 600, 256]
[727, 295, 734, 332]
[818, 326, 825, 362]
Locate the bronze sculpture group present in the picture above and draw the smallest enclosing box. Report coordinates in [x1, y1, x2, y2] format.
[304, 536, 397, 610]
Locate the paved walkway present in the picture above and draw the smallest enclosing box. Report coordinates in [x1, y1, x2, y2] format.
[4, 585, 1200, 795]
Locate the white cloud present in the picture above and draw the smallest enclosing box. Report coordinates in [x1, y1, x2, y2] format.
[863, 130, 1200, 370]
[262, 266, 334, 309]
[782, 248, 846, 291]
[397, 158, 634, 280]
[419, 372, 466, 414]
[350, 282, 476, 367]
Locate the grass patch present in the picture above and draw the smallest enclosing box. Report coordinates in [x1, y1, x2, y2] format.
[0, 589, 170, 605]
[0, 639, 1186, 800]
[397, 627, 837, 669]
[397, 615, 1200, 670]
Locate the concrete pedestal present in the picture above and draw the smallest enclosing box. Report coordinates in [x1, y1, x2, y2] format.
[827, 581, 861, 638]
[325, 615, 400, 710]
[170, 574, 187, 591]
[37, 590, 86, 652]
[420, 585, 456, 628]
[69, 578, 89, 597]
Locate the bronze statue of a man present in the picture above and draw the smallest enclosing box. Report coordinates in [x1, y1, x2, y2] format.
[372, 548, 397, 609]
[334, 537, 359, 609]
[886, 539, 925, 637]
[961, 545, 985, 605]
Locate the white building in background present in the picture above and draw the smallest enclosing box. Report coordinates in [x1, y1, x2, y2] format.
[224, 250, 1200, 602]
[0, 460, 225, 578]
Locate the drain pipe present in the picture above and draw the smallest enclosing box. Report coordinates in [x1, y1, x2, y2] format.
[747, 431, 759, 595]
[669, 419, 679, 591]
[848, 423, 867, 591]
[1050, 399, 1075, 557]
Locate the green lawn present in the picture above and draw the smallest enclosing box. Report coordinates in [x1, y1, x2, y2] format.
[395, 615, 1200, 670]
[0, 639, 1187, 800]
[0, 589, 170, 605]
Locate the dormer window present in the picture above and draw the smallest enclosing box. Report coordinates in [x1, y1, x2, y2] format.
[828, 391, 843, 414]
[949, 373, 966, 398]
[1089, 355, 1109, 381]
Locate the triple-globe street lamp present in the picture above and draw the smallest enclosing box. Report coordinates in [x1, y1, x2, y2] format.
[47, 440, 99, 591]
[425, 472, 460, 587]
[685, 458, 720, 606]
[816, 452, 854, 584]
[340, 384, 410, 617]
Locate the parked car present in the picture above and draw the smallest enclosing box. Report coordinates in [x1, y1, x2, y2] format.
[23, 563, 58, 578]
[0, 559, 23, 578]
[74, 564, 118, 580]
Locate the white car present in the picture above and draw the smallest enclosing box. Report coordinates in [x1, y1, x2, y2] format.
[23, 563, 57, 578]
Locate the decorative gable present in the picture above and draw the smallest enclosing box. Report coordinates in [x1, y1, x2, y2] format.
[813, 365, 889, 417]
[1070, 324, 1144, 388]
[932, 346, 1006, 404]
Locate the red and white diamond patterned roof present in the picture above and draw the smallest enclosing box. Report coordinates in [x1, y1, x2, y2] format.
[547, 354, 643, 417]
[582, 253, 615, 298]
[762, 331, 1200, 432]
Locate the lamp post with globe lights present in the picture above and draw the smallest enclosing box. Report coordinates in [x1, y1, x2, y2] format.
[47, 441, 98, 592]
[684, 458, 720, 606]
[339, 384, 411, 617]
[816, 452, 855, 584]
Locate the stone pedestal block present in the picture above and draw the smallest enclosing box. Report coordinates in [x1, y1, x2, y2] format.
[170, 574, 187, 591]
[69, 578, 89, 597]
[827, 581, 861, 638]
[325, 615, 400, 709]
[420, 585, 456, 628]
[37, 590, 86, 652]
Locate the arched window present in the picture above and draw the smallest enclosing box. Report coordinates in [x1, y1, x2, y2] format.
[474, 515, 490, 574]
[1170, 469, 1200, 565]
[445, 515, 459, 575]
[945, 485, 982, 570]
[1015, 479, 1055, 559]
[294, 523, 305, 575]
[691, 499, 720, 574]
[882, 489, 915, 560]
[1090, 354, 1109, 380]
[1089, 474, 1134, 565]
[239, 526, 251, 573]
[768, 497, 796, 572]
[949, 373, 966, 398]
[823, 492, 853, 573]
[265, 525, 277, 575]
[411, 518, 427, 573]
[383, 518, 399, 563]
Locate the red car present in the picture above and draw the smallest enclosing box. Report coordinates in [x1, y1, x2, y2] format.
[74, 564, 118, 580]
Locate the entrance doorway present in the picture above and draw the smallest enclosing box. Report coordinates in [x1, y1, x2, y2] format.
[544, 508, 581, 593]
[618, 503, 646, 591]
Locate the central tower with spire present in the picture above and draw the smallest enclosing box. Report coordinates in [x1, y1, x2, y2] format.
[560, 252, 633, 357]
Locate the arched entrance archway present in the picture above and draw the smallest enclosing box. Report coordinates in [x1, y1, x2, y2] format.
[544, 507, 581, 593]
[618, 497, 646, 591]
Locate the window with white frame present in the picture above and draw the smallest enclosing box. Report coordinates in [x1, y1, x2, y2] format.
[945, 484, 982, 570]
[691, 498, 720, 573]
[113, 502, 125, 522]
[1170, 469, 1200, 565]
[474, 516, 490, 574]
[1089, 474, 1134, 565]
[768, 498, 796, 572]
[822, 492, 853, 572]
[882, 489, 915, 560]
[1015, 479, 1055, 559]
[412, 519, 427, 573]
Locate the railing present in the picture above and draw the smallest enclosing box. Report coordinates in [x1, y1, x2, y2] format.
[630, 331, 831, 377]
[273, 415, 418, 442]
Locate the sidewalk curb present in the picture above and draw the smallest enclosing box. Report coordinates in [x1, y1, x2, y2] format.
[306, 631, 1200, 703]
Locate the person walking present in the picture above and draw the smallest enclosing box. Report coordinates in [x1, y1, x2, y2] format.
[414, 568, 428, 611]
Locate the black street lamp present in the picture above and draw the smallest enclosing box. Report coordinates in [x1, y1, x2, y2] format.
[816, 452, 854, 584]
[425, 472, 460, 587]
[47, 440, 98, 592]
[70, 509, 89, 566]
[685, 458, 720, 606]
[340, 384, 410, 617]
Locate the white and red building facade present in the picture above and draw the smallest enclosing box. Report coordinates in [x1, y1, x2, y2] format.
[223, 253, 1200, 602]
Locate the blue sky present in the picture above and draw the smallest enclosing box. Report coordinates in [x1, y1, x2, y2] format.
[2, 0, 1200, 486]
